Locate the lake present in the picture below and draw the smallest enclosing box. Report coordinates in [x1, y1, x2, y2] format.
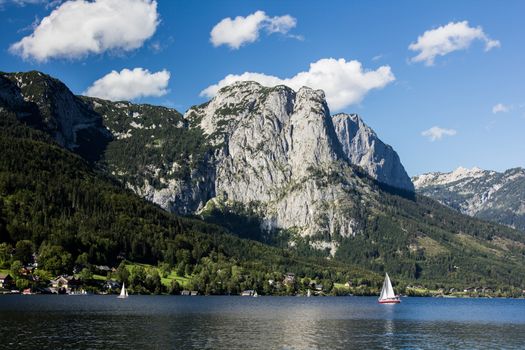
[1, 296, 524, 349]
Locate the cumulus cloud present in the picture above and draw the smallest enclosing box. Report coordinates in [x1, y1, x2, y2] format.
[409, 21, 500, 66]
[200, 58, 395, 110]
[210, 10, 298, 49]
[84, 68, 170, 101]
[492, 103, 510, 114]
[421, 126, 457, 141]
[10, 0, 159, 61]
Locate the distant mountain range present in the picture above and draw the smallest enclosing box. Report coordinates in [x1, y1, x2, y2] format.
[2, 70, 525, 289]
[413, 167, 525, 232]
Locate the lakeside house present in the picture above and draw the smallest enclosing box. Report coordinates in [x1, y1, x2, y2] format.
[283, 273, 295, 285]
[180, 290, 199, 296]
[241, 290, 255, 296]
[104, 280, 121, 291]
[95, 265, 112, 273]
[0, 273, 13, 289]
[50, 275, 81, 294]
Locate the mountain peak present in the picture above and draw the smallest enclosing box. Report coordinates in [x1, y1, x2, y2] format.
[1, 71, 415, 250]
[413, 166, 525, 231]
[332, 112, 414, 192]
[413, 166, 488, 188]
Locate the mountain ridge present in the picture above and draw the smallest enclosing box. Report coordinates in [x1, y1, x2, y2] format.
[413, 166, 525, 231]
[1, 72, 415, 240]
[2, 70, 525, 290]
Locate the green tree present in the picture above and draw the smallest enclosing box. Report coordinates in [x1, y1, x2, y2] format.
[130, 265, 147, 290]
[14, 240, 33, 265]
[115, 261, 130, 285]
[176, 262, 186, 277]
[145, 270, 162, 294]
[169, 280, 181, 295]
[0, 243, 12, 268]
[38, 243, 72, 275]
[10, 260, 23, 277]
[16, 278, 30, 290]
[158, 262, 170, 278]
[75, 253, 89, 267]
[79, 267, 93, 282]
[34, 269, 52, 284]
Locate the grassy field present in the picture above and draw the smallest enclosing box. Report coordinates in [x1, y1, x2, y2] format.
[161, 271, 190, 288]
[123, 262, 190, 288]
[92, 274, 107, 281]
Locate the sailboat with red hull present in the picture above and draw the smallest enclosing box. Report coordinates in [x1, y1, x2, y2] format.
[378, 273, 400, 304]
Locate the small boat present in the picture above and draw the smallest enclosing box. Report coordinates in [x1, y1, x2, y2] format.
[117, 283, 128, 299]
[307, 289, 312, 297]
[69, 289, 88, 296]
[378, 273, 400, 304]
[253, 290, 258, 298]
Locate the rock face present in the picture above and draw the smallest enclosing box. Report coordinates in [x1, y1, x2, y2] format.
[332, 113, 414, 192]
[0, 72, 416, 251]
[186, 82, 368, 245]
[413, 167, 525, 231]
[0, 71, 111, 162]
[81, 96, 215, 215]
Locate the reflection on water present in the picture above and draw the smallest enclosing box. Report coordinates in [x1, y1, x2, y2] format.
[1, 296, 524, 349]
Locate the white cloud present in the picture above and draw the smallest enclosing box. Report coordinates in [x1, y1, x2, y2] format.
[409, 21, 500, 66]
[84, 68, 170, 101]
[1, 0, 45, 5]
[265, 14, 296, 34]
[210, 10, 298, 49]
[10, 0, 159, 61]
[200, 58, 395, 110]
[492, 103, 510, 114]
[421, 126, 457, 141]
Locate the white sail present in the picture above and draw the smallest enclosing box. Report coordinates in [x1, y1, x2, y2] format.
[379, 273, 396, 300]
[118, 283, 128, 299]
[307, 289, 311, 297]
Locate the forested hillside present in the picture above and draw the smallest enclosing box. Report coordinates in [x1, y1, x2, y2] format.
[0, 110, 374, 294]
[1, 71, 525, 295]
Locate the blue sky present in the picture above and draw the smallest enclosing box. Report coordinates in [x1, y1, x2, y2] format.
[1, 0, 524, 175]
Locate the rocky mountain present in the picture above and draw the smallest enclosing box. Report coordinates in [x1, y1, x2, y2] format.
[186, 83, 366, 247]
[413, 167, 525, 231]
[332, 113, 414, 192]
[0, 72, 413, 242]
[81, 96, 215, 215]
[0, 71, 111, 162]
[183, 82, 415, 245]
[3, 70, 525, 288]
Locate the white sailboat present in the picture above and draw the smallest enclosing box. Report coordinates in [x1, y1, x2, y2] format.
[117, 283, 128, 299]
[378, 273, 400, 304]
[307, 289, 312, 297]
[253, 290, 258, 298]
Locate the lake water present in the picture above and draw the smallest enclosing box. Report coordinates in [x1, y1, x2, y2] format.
[1, 296, 524, 349]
